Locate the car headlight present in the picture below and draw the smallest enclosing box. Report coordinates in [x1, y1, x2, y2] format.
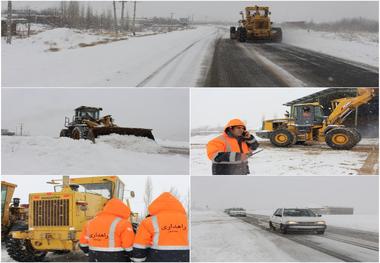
[286, 221, 298, 224]
[316, 221, 326, 225]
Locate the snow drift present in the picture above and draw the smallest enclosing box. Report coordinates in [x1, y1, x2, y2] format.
[2, 135, 188, 175]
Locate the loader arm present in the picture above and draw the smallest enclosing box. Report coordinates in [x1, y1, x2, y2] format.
[326, 88, 374, 126]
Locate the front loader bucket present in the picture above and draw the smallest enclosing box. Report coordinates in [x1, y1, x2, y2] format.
[91, 127, 155, 141]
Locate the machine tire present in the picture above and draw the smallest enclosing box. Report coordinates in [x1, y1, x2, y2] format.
[325, 127, 356, 150]
[350, 127, 362, 145]
[238, 27, 247, 42]
[71, 126, 85, 140]
[271, 27, 282, 43]
[59, 129, 69, 137]
[230, 26, 236, 39]
[270, 129, 294, 147]
[5, 224, 47, 262]
[316, 230, 325, 235]
[280, 224, 287, 234]
[269, 221, 276, 231]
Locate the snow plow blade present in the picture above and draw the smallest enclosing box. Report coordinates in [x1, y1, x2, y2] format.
[91, 127, 155, 141]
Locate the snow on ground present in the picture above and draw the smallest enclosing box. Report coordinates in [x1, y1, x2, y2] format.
[191, 210, 339, 262]
[2, 25, 219, 87]
[282, 28, 379, 68]
[323, 215, 379, 233]
[191, 133, 372, 176]
[2, 135, 188, 175]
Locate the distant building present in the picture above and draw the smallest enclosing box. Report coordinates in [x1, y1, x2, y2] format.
[310, 206, 354, 215]
[1, 129, 16, 136]
[285, 88, 379, 138]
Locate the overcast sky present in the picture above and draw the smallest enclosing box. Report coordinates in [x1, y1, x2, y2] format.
[191, 88, 324, 130]
[2, 88, 189, 141]
[3, 1, 379, 23]
[2, 174, 189, 216]
[191, 176, 379, 214]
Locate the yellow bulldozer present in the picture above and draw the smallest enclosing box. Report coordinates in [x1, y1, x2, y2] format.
[256, 88, 375, 150]
[1, 181, 28, 240]
[60, 106, 155, 142]
[230, 5, 282, 42]
[5, 176, 136, 262]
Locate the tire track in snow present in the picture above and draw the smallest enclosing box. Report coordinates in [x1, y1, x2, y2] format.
[240, 214, 378, 262]
[136, 30, 219, 87]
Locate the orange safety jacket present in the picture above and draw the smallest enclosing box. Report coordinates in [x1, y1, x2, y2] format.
[79, 198, 135, 256]
[132, 192, 189, 262]
[207, 119, 259, 175]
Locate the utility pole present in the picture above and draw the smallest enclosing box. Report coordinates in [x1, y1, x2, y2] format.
[20, 123, 23, 136]
[169, 12, 174, 32]
[6, 1, 12, 44]
[113, 0, 118, 37]
[27, 8, 31, 37]
[132, 1, 136, 36]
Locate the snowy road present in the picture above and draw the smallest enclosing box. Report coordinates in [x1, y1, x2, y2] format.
[241, 213, 379, 262]
[191, 210, 379, 262]
[2, 135, 189, 175]
[191, 134, 378, 176]
[2, 26, 221, 87]
[204, 38, 378, 87]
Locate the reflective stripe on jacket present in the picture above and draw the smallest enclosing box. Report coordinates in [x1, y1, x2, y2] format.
[133, 192, 189, 262]
[79, 198, 135, 256]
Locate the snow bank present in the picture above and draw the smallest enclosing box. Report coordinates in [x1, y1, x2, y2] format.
[191, 134, 371, 176]
[282, 28, 379, 68]
[191, 210, 338, 262]
[324, 214, 379, 233]
[2, 136, 188, 175]
[2, 26, 219, 87]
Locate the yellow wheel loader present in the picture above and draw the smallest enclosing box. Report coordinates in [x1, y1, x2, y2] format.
[59, 106, 155, 142]
[230, 5, 282, 43]
[256, 88, 375, 150]
[5, 176, 136, 262]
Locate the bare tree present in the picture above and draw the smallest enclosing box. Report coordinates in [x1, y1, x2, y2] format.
[6, 1, 12, 44]
[113, 0, 118, 36]
[143, 176, 153, 217]
[120, 1, 126, 32]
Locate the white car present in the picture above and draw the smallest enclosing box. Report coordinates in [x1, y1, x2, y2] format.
[227, 208, 247, 217]
[269, 208, 326, 234]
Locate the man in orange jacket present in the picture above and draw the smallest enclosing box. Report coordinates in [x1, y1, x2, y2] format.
[132, 192, 189, 262]
[207, 118, 259, 175]
[79, 198, 135, 262]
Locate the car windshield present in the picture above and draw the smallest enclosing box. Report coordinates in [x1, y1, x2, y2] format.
[283, 209, 316, 217]
[54, 182, 112, 199]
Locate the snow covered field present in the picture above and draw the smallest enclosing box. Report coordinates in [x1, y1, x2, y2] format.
[2, 25, 219, 87]
[191, 210, 341, 262]
[2, 135, 189, 175]
[191, 134, 375, 176]
[282, 28, 379, 68]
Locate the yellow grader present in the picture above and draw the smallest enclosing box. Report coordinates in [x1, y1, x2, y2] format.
[1, 181, 28, 240]
[5, 176, 135, 262]
[230, 5, 282, 42]
[60, 106, 155, 142]
[256, 88, 375, 150]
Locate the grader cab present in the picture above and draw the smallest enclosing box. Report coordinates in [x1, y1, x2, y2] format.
[5, 176, 135, 262]
[230, 5, 282, 42]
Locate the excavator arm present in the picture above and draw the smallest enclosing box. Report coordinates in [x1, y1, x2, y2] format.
[326, 88, 375, 126]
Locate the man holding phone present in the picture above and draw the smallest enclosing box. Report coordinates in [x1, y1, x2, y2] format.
[207, 118, 259, 175]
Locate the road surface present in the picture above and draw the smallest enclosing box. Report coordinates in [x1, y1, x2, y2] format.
[204, 38, 379, 87]
[240, 213, 379, 262]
